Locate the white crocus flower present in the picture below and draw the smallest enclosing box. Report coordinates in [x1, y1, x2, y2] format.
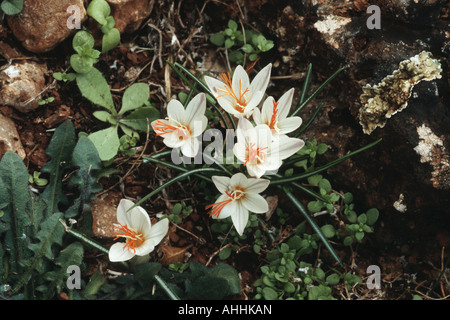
[109, 199, 169, 262]
[204, 64, 272, 118]
[252, 88, 302, 139]
[151, 93, 207, 157]
[206, 173, 270, 236]
[233, 118, 305, 178]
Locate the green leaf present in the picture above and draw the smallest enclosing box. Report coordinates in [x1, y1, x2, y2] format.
[10, 212, 65, 295]
[366, 208, 379, 226]
[227, 19, 238, 30]
[262, 287, 278, 300]
[0, 151, 32, 273]
[86, 0, 110, 25]
[209, 32, 225, 46]
[76, 68, 115, 113]
[321, 224, 335, 238]
[287, 235, 302, 250]
[119, 83, 150, 115]
[307, 174, 322, 186]
[41, 120, 76, 217]
[1, 0, 23, 15]
[326, 273, 340, 285]
[224, 38, 235, 49]
[93, 110, 115, 123]
[343, 236, 354, 246]
[343, 192, 353, 204]
[73, 30, 95, 51]
[315, 268, 325, 280]
[319, 178, 332, 195]
[65, 137, 103, 220]
[70, 54, 96, 74]
[88, 126, 120, 161]
[357, 213, 367, 224]
[208, 263, 241, 296]
[218, 246, 232, 260]
[102, 27, 120, 53]
[119, 106, 160, 132]
[43, 242, 84, 298]
[355, 232, 365, 242]
[100, 15, 116, 34]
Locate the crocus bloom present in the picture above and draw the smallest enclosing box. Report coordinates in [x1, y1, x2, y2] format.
[109, 199, 169, 262]
[252, 88, 302, 139]
[204, 64, 272, 118]
[151, 93, 207, 157]
[233, 118, 305, 178]
[205, 173, 270, 236]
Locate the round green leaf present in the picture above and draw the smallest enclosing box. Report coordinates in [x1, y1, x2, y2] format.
[102, 28, 120, 53]
[320, 224, 336, 238]
[262, 287, 278, 300]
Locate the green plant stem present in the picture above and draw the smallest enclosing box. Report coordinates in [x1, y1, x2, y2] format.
[294, 103, 324, 137]
[143, 156, 214, 182]
[133, 167, 224, 209]
[280, 185, 344, 267]
[270, 139, 382, 185]
[291, 67, 345, 117]
[299, 63, 312, 105]
[154, 274, 180, 300]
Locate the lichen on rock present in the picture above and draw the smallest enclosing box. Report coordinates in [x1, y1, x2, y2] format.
[359, 51, 442, 135]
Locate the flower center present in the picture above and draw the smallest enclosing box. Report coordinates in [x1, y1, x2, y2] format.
[245, 142, 268, 166]
[215, 72, 249, 113]
[205, 187, 246, 218]
[113, 223, 145, 253]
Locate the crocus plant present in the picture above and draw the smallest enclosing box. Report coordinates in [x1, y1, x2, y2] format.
[204, 64, 272, 118]
[109, 199, 169, 262]
[206, 173, 270, 236]
[151, 93, 208, 157]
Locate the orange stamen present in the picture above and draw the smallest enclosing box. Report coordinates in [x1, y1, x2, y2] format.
[244, 142, 268, 166]
[216, 73, 249, 111]
[268, 100, 279, 129]
[114, 223, 144, 253]
[205, 189, 246, 218]
[152, 120, 179, 136]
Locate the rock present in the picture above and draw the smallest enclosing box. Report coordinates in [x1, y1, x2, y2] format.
[0, 61, 47, 113]
[0, 113, 26, 160]
[107, 0, 154, 34]
[91, 191, 122, 238]
[7, 0, 87, 53]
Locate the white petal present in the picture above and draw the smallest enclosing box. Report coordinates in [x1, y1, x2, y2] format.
[185, 93, 206, 125]
[232, 65, 250, 100]
[204, 76, 225, 99]
[117, 199, 135, 225]
[109, 242, 135, 262]
[134, 242, 155, 257]
[250, 63, 272, 94]
[246, 178, 270, 193]
[241, 193, 268, 213]
[230, 172, 248, 189]
[231, 203, 249, 236]
[260, 96, 275, 124]
[180, 137, 200, 157]
[278, 116, 302, 135]
[129, 205, 152, 233]
[146, 218, 169, 246]
[276, 88, 295, 120]
[162, 131, 187, 149]
[271, 137, 305, 160]
[246, 163, 266, 179]
[167, 99, 186, 124]
[212, 175, 231, 194]
[233, 142, 247, 164]
[252, 107, 262, 124]
[255, 124, 272, 149]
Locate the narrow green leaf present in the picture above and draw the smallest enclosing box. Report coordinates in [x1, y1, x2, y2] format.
[0, 151, 32, 273]
[65, 137, 103, 220]
[281, 186, 343, 267]
[41, 120, 76, 217]
[291, 67, 345, 117]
